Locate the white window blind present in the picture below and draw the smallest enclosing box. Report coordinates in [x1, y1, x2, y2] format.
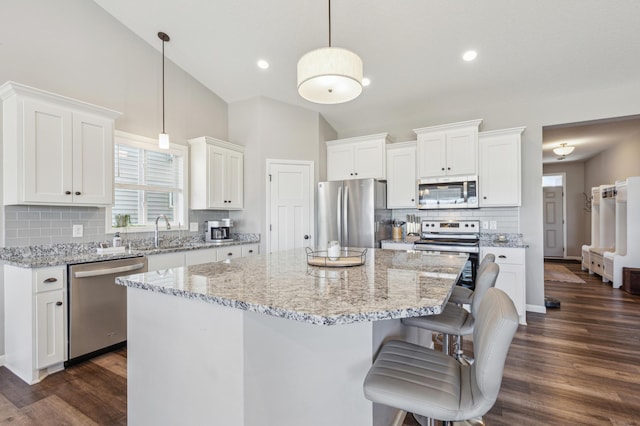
[107, 131, 188, 232]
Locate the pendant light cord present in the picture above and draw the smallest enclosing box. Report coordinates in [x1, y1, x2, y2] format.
[328, 0, 332, 47]
[162, 36, 165, 134]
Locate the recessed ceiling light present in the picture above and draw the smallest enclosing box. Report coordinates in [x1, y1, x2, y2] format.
[462, 50, 477, 62]
[257, 59, 269, 69]
[362, 77, 371, 87]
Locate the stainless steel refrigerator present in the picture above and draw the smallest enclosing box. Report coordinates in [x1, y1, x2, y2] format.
[317, 178, 391, 250]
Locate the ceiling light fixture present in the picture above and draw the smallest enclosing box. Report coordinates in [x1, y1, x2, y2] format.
[297, 0, 363, 104]
[553, 143, 575, 157]
[158, 31, 170, 149]
[462, 50, 477, 61]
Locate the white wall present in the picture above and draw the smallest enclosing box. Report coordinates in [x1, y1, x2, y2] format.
[228, 97, 335, 253]
[584, 138, 640, 192]
[338, 81, 640, 313]
[0, 0, 228, 357]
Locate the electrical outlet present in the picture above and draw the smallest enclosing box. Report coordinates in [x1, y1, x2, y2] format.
[482, 221, 489, 230]
[72, 224, 83, 237]
[190, 222, 199, 232]
[489, 220, 497, 230]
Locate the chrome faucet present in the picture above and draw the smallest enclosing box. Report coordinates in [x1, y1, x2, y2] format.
[154, 214, 172, 248]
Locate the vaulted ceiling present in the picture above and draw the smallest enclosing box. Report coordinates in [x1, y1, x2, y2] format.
[93, 0, 640, 139]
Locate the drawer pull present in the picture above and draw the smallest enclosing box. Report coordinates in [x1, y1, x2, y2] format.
[498, 255, 507, 259]
[248, 250, 253, 253]
[43, 277, 58, 283]
[227, 253, 233, 256]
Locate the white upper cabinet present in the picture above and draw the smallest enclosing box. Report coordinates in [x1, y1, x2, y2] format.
[326, 133, 391, 181]
[0, 82, 120, 206]
[479, 127, 525, 207]
[386, 141, 417, 209]
[189, 136, 244, 210]
[414, 119, 482, 178]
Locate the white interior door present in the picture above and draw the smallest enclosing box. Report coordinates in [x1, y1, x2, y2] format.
[543, 186, 564, 257]
[267, 160, 314, 253]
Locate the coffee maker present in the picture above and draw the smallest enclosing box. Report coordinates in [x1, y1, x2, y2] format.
[205, 219, 233, 242]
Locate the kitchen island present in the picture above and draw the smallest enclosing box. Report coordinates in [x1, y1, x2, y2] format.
[116, 248, 467, 426]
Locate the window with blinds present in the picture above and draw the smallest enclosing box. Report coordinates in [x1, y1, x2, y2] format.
[107, 131, 188, 232]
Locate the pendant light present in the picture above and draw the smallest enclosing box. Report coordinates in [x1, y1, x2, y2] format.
[297, 0, 363, 104]
[158, 31, 170, 149]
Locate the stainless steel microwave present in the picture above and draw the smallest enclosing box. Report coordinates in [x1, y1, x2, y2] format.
[417, 175, 479, 209]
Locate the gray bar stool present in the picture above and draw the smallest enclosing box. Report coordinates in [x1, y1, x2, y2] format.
[364, 288, 518, 425]
[401, 262, 499, 360]
[449, 253, 495, 306]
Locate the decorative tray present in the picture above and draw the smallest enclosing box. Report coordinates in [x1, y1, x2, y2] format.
[305, 247, 367, 267]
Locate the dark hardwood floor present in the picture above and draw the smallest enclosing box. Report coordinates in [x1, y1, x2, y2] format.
[404, 261, 640, 426]
[1, 261, 639, 425]
[0, 348, 127, 425]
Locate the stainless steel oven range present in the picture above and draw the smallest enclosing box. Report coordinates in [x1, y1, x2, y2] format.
[414, 220, 480, 289]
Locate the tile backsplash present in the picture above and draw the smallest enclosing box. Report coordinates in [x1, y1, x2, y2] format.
[391, 207, 520, 234]
[3, 206, 230, 247]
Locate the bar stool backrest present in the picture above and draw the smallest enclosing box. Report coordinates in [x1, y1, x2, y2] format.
[471, 288, 519, 405]
[470, 262, 499, 319]
[477, 253, 496, 276]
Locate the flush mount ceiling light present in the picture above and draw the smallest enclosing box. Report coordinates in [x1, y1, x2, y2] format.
[158, 31, 170, 149]
[553, 143, 575, 158]
[297, 0, 363, 104]
[462, 50, 477, 61]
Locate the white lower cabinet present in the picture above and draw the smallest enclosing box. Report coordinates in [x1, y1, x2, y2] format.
[481, 247, 527, 324]
[4, 265, 66, 384]
[241, 244, 260, 257]
[147, 252, 186, 271]
[217, 246, 242, 261]
[185, 248, 218, 266]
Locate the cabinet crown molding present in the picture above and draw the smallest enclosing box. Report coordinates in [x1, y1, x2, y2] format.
[479, 127, 526, 138]
[386, 140, 417, 150]
[188, 136, 245, 153]
[413, 119, 483, 135]
[0, 81, 121, 119]
[326, 133, 393, 146]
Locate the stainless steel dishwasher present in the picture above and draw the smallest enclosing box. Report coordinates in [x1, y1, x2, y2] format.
[67, 256, 147, 365]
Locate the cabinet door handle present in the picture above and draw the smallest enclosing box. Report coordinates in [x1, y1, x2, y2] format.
[350, 173, 354, 176]
[441, 167, 445, 171]
[248, 250, 253, 253]
[355, 172, 358, 175]
[483, 196, 487, 199]
[447, 167, 451, 170]
[65, 191, 71, 195]
[56, 301, 63, 306]
[498, 255, 507, 259]
[227, 253, 233, 256]
[44, 277, 58, 283]
[411, 198, 414, 202]
[75, 191, 81, 195]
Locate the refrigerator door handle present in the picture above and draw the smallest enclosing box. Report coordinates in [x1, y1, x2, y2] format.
[343, 185, 349, 246]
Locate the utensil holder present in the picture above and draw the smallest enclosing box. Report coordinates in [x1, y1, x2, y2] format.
[392, 226, 403, 240]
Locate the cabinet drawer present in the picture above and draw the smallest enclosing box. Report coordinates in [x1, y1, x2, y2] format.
[218, 246, 242, 261]
[34, 267, 65, 293]
[241, 244, 259, 257]
[484, 247, 525, 265]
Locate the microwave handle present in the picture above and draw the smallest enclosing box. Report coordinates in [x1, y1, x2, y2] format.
[463, 180, 468, 202]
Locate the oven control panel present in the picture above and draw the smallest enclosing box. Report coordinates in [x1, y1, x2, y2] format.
[421, 220, 480, 234]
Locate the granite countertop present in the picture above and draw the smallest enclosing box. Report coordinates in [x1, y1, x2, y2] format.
[0, 237, 260, 268]
[116, 248, 468, 326]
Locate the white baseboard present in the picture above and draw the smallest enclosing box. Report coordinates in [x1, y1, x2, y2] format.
[527, 304, 546, 314]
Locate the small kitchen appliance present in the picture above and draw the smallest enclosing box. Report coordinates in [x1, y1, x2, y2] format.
[205, 219, 233, 242]
[414, 219, 480, 289]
